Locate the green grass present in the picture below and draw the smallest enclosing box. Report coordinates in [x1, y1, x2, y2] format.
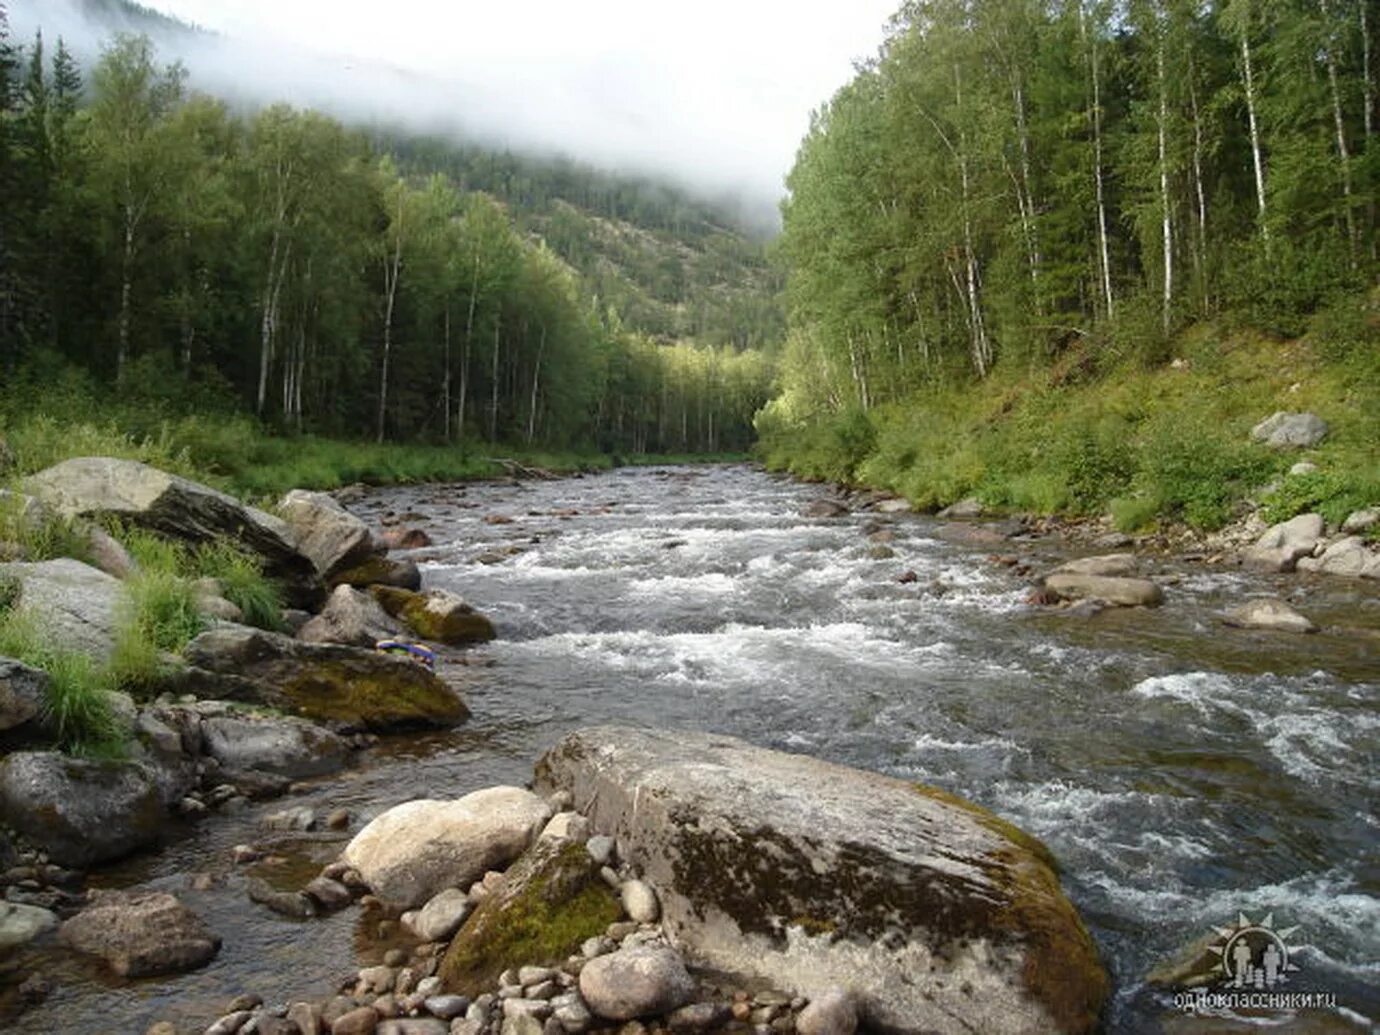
[0, 609, 128, 759]
[190, 539, 285, 631]
[0, 486, 94, 563]
[110, 569, 206, 694]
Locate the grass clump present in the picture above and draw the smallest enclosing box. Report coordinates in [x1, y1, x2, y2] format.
[0, 489, 94, 564]
[111, 569, 206, 694]
[190, 539, 284, 631]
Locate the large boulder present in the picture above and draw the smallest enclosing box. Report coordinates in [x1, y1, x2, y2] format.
[24, 457, 322, 608]
[182, 625, 468, 731]
[60, 890, 220, 977]
[535, 727, 1108, 1035]
[200, 714, 350, 779]
[278, 490, 376, 578]
[1250, 412, 1329, 448]
[1043, 573, 1163, 607]
[0, 657, 48, 732]
[1296, 536, 1380, 579]
[297, 584, 402, 648]
[372, 586, 497, 645]
[1243, 513, 1325, 573]
[0, 558, 123, 659]
[329, 555, 422, 592]
[0, 752, 164, 867]
[1222, 598, 1318, 634]
[342, 786, 552, 909]
[1047, 554, 1138, 578]
[440, 837, 620, 995]
[578, 946, 697, 1022]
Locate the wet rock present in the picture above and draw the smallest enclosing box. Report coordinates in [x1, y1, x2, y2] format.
[536, 726, 1108, 1035]
[410, 888, 472, 942]
[1296, 536, 1380, 579]
[183, 626, 467, 731]
[423, 995, 470, 1021]
[330, 556, 422, 592]
[1043, 573, 1163, 607]
[0, 901, 57, 951]
[577, 946, 695, 1021]
[344, 786, 552, 909]
[0, 558, 123, 659]
[1250, 411, 1328, 448]
[1091, 532, 1134, 549]
[326, 808, 352, 830]
[371, 586, 497, 646]
[0, 657, 47, 732]
[202, 715, 350, 779]
[205, 1010, 254, 1035]
[795, 990, 857, 1035]
[61, 890, 220, 977]
[24, 457, 322, 608]
[667, 1003, 732, 1033]
[263, 805, 317, 831]
[297, 585, 403, 649]
[378, 528, 433, 551]
[304, 876, 353, 911]
[936, 496, 983, 519]
[1047, 553, 1138, 578]
[1222, 598, 1318, 634]
[279, 489, 375, 579]
[247, 877, 316, 919]
[801, 500, 847, 519]
[0, 752, 163, 868]
[620, 880, 659, 924]
[1244, 513, 1325, 572]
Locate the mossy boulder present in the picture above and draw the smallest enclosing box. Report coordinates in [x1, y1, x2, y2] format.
[329, 555, 421, 591]
[440, 838, 621, 997]
[535, 727, 1109, 1035]
[183, 626, 467, 731]
[371, 586, 497, 645]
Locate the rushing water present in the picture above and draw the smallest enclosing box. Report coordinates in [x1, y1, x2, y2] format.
[10, 465, 1379, 1034]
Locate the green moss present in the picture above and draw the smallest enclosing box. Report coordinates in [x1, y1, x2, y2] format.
[441, 840, 621, 996]
[278, 658, 468, 730]
[333, 556, 419, 591]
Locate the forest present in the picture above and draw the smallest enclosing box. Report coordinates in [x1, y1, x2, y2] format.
[760, 0, 1378, 528]
[0, 11, 774, 467]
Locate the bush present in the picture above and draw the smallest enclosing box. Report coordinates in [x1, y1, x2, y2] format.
[1260, 469, 1380, 527]
[1110, 494, 1161, 532]
[1135, 418, 1274, 530]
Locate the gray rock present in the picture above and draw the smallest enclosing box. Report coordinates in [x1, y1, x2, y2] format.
[1244, 513, 1326, 572]
[278, 489, 375, 578]
[801, 500, 848, 519]
[1296, 536, 1380, 579]
[619, 880, 659, 924]
[936, 496, 983, 519]
[85, 525, 137, 579]
[585, 836, 614, 866]
[202, 714, 349, 779]
[0, 657, 47, 732]
[24, 457, 322, 608]
[0, 558, 123, 659]
[411, 887, 472, 942]
[287, 1002, 323, 1035]
[304, 876, 353, 911]
[577, 946, 695, 1021]
[1250, 411, 1329, 448]
[331, 1006, 380, 1035]
[502, 1014, 545, 1035]
[379, 1021, 448, 1035]
[0, 752, 163, 867]
[795, 990, 858, 1035]
[60, 890, 220, 977]
[503, 999, 554, 1020]
[553, 998, 593, 1033]
[1043, 573, 1163, 607]
[204, 1010, 254, 1035]
[872, 498, 912, 514]
[666, 1003, 731, 1033]
[541, 811, 591, 843]
[537, 727, 1108, 1035]
[247, 878, 316, 919]
[263, 805, 317, 831]
[0, 901, 57, 952]
[1288, 461, 1320, 476]
[1047, 553, 1138, 578]
[1341, 508, 1379, 535]
[519, 966, 557, 985]
[424, 996, 470, 1021]
[342, 786, 552, 909]
[1222, 598, 1318, 634]
[297, 584, 402, 648]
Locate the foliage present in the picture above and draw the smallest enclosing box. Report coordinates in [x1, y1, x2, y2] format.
[1260, 468, 1380, 527]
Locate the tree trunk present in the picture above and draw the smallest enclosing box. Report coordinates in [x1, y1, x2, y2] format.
[1156, 42, 1173, 337]
[488, 313, 501, 442]
[526, 323, 546, 445]
[442, 306, 452, 442]
[1187, 64, 1209, 306]
[1320, 0, 1357, 254]
[1084, 3, 1115, 318]
[1240, 29, 1269, 239]
[257, 226, 283, 415]
[117, 215, 133, 382]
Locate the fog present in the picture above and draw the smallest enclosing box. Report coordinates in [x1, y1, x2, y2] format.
[9, 0, 896, 229]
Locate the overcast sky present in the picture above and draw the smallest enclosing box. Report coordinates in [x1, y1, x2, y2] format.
[13, 0, 897, 223]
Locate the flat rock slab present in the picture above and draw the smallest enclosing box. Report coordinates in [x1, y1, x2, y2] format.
[61, 889, 220, 977]
[535, 727, 1108, 1035]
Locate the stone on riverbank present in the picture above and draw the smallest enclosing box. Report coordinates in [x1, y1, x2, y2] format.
[1044, 572, 1163, 607]
[24, 457, 323, 608]
[297, 584, 403, 647]
[578, 945, 696, 1022]
[1295, 536, 1380, 579]
[937, 496, 983, 519]
[0, 751, 163, 867]
[343, 786, 552, 909]
[371, 586, 497, 645]
[183, 625, 467, 731]
[0, 558, 123, 659]
[1222, 598, 1318, 634]
[201, 714, 350, 779]
[61, 889, 220, 977]
[535, 726, 1109, 1035]
[1047, 553, 1138, 578]
[278, 489, 375, 578]
[0, 901, 57, 952]
[1243, 513, 1325, 572]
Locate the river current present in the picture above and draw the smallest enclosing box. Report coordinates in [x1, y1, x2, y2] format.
[12, 464, 1379, 1033]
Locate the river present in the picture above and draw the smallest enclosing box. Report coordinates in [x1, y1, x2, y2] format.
[11, 464, 1379, 1033]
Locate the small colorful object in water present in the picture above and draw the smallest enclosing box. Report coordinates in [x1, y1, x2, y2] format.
[375, 639, 437, 671]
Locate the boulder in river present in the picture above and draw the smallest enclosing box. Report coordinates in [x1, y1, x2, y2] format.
[0, 751, 164, 867]
[0, 901, 57, 952]
[1043, 572, 1163, 607]
[1243, 513, 1324, 572]
[1295, 536, 1380, 579]
[329, 554, 422, 591]
[278, 489, 376, 579]
[1222, 598, 1318, 634]
[0, 558, 123, 660]
[297, 584, 403, 648]
[1250, 411, 1329, 448]
[378, 527, 433, 550]
[61, 889, 220, 977]
[534, 727, 1109, 1035]
[23, 457, 323, 609]
[801, 499, 848, 519]
[1047, 553, 1138, 578]
[200, 713, 350, 779]
[343, 785, 552, 909]
[0, 656, 48, 732]
[183, 625, 468, 731]
[372, 586, 497, 645]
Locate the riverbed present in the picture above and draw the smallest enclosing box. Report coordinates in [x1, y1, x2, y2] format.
[12, 464, 1379, 1033]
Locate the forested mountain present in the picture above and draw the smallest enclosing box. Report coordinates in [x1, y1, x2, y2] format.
[765, 0, 1377, 421]
[0, 2, 778, 456]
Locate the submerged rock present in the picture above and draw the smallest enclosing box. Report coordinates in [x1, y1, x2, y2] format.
[183, 625, 467, 731]
[535, 726, 1108, 1035]
[201, 714, 350, 779]
[343, 785, 552, 909]
[0, 901, 58, 952]
[61, 889, 220, 976]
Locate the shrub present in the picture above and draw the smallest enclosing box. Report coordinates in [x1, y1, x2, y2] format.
[1260, 469, 1380, 527]
[1110, 494, 1161, 532]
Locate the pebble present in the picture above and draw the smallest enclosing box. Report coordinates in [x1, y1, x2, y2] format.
[326, 808, 352, 830]
[605, 921, 637, 941]
[552, 998, 593, 1034]
[526, 980, 558, 1000]
[359, 964, 396, 994]
[379, 1020, 448, 1035]
[395, 966, 418, 995]
[146, 1024, 177, 1035]
[619, 881, 659, 924]
[667, 1003, 732, 1032]
[415, 977, 444, 998]
[384, 949, 407, 968]
[580, 936, 612, 959]
[204, 1011, 253, 1035]
[321, 996, 360, 1026]
[424, 995, 470, 1021]
[578, 946, 695, 1022]
[599, 867, 621, 890]
[287, 1001, 323, 1035]
[450, 1021, 484, 1035]
[518, 965, 557, 985]
[232, 845, 261, 865]
[584, 836, 614, 866]
[503, 998, 553, 1020]
[332, 1006, 381, 1035]
[304, 876, 353, 911]
[228, 993, 264, 1013]
[501, 1015, 545, 1035]
[499, 968, 521, 987]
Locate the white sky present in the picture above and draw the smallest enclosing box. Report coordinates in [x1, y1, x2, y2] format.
[74, 0, 899, 220]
